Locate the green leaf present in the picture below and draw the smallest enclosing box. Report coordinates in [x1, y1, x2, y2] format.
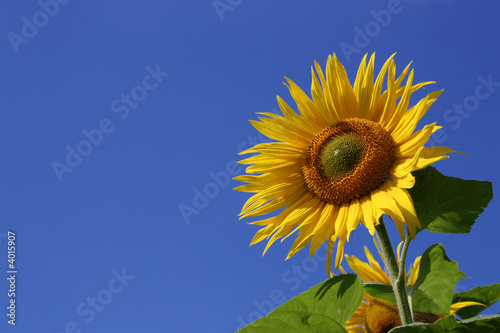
[237, 274, 363, 333]
[364, 282, 397, 305]
[408, 166, 493, 234]
[410, 244, 467, 315]
[453, 284, 500, 319]
[453, 315, 500, 332]
[388, 314, 500, 333]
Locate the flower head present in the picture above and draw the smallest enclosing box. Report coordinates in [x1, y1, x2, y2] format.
[344, 245, 483, 332]
[235, 53, 458, 271]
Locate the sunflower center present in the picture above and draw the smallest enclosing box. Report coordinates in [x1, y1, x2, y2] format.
[364, 298, 445, 333]
[319, 133, 365, 180]
[302, 118, 394, 205]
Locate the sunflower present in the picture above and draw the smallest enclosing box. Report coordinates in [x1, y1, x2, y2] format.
[234, 53, 457, 272]
[344, 245, 483, 333]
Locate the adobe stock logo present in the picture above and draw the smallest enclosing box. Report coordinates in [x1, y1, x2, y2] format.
[7, 0, 72, 54]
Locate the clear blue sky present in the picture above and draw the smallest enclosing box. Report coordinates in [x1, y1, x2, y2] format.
[1, 1, 499, 332]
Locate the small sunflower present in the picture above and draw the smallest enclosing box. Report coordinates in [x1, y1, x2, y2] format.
[344, 245, 483, 333]
[235, 53, 457, 271]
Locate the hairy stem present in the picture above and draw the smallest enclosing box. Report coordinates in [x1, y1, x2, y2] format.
[397, 232, 415, 322]
[374, 217, 413, 326]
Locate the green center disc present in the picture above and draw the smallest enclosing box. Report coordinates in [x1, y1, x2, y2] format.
[318, 133, 365, 179]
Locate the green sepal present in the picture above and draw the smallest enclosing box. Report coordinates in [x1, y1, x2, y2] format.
[237, 274, 363, 333]
[408, 166, 493, 234]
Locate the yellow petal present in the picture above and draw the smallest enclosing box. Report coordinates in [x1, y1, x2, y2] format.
[250, 223, 277, 245]
[371, 186, 406, 240]
[392, 147, 424, 177]
[386, 184, 421, 238]
[409, 256, 421, 286]
[415, 146, 464, 170]
[346, 199, 362, 240]
[391, 90, 443, 143]
[385, 69, 415, 133]
[397, 123, 437, 158]
[449, 301, 486, 316]
[335, 235, 347, 269]
[354, 54, 375, 119]
[378, 60, 397, 128]
[326, 237, 335, 275]
[360, 195, 377, 235]
[369, 53, 396, 121]
[284, 77, 327, 131]
[364, 246, 392, 285]
[310, 204, 338, 256]
[389, 171, 415, 189]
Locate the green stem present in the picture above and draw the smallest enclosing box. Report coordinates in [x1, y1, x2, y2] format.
[397, 232, 414, 322]
[374, 217, 413, 326]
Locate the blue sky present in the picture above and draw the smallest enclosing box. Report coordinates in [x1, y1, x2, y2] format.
[1, 1, 499, 332]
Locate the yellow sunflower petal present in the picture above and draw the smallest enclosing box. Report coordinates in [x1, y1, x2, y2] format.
[409, 256, 421, 286]
[396, 123, 438, 158]
[354, 54, 375, 119]
[345, 255, 378, 282]
[287, 201, 326, 258]
[389, 171, 415, 189]
[332, 203, 349, 269]
[310, 67, 332, 123]
[345, 246, 391, 284]
[332, 54, 359, 117]
[284, 78, 327, 132]
[310, 203, 339, 256]
[386, 184, 421, 238]
[369, 53, 396, 121]
[385, 69, 415, 133]
[250, 223, 277, 245]
[415, 146, 464, 170]
[364, 246, 392, 285]
[449, 301, 486, 316]
[392, 147, 424, 177]
[346, 199, 362, 241]
[335, 235, 347, 269]
[377, 60, 397, 128]
[360, 195, 378, 235]
[370, 186, 406, 240]
[391, 90, 443, 143]
[326, 237, 335, 275]
[314, 59, 344, 122]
